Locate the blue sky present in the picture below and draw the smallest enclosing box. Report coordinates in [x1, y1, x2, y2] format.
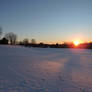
[0, 0, 92, 43]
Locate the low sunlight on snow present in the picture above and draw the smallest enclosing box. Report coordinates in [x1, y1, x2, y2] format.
[0, 45, 92, 92]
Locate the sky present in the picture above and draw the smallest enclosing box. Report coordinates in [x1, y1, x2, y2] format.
[0, 0, 92, 43]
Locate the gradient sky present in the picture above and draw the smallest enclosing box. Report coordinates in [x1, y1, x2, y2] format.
[0, 0, 92, 43]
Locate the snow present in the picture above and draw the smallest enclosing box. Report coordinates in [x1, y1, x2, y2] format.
[0, 45, 92, 92]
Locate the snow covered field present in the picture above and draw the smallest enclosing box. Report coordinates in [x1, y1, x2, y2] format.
[0, 45, 92, 92]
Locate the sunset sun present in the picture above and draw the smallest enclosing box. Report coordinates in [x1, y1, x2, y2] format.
[73, 40, 80, 46]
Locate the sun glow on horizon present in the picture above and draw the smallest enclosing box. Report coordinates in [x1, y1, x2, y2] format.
[73, 40, 80, 46]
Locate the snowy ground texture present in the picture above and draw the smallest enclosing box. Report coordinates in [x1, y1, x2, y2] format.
[0, 45, 92, 92]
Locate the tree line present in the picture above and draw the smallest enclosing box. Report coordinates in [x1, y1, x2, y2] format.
[0, 27, 36, 45]
[0, 28, 17, 45]
[0, 27, 92, 49]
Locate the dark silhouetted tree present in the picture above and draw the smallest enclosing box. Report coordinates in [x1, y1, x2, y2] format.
[0, 38, 8, 44]
[0, 27, 2, 39]
[31, 39, 36, 44]
[23, 38, 29, 45]
[5, 32, 17, 45]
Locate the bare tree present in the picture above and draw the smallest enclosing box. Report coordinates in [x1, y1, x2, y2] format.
[23, 38, 29, 45]
[0, 27, 2, 39]
[5, 32, 17, 45]
[31, 39, 36, 44]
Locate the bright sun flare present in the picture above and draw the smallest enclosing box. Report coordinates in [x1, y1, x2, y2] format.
[73, 40, 80, 46]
